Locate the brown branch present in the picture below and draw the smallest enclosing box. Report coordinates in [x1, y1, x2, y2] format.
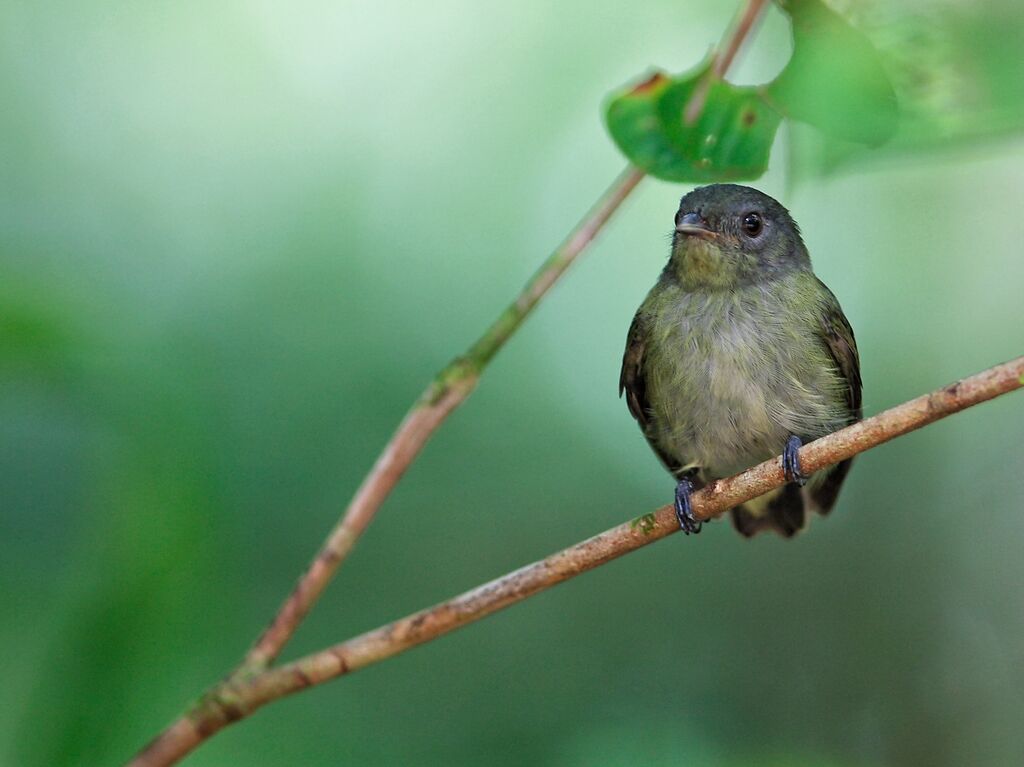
[131, 357, 1024, 766]
[714, 0, 767, 77]
[128, 4, 773, 764]
[240, 164, 645, 672]
[240, 0, 770, 674]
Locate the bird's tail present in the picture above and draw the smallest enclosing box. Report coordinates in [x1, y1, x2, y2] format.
[730, 483, 805, 538]
[731, 458, 855, 538]
[805, 458, 854, 516]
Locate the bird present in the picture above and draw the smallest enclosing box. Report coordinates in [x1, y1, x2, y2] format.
[619, 184, 861, 538]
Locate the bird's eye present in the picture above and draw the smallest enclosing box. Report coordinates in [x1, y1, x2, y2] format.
[741, 212, 763, 237]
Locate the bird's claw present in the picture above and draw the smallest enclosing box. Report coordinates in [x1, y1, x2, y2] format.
[783, 435, 807, 487]
[674, 477, 701, 534]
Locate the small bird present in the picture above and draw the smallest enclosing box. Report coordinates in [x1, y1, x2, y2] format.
[620, 184, 861, 538]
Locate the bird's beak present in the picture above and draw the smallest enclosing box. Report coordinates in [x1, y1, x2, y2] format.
[675, 212, 717, 239]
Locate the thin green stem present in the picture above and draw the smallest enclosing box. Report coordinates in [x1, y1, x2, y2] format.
[240, 164, 645, 672]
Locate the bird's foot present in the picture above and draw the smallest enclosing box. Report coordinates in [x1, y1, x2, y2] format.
[783, 435, 807, 487]
[674, 477, 701, 535]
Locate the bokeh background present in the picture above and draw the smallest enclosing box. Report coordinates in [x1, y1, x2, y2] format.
[3, 1, 1024, 765]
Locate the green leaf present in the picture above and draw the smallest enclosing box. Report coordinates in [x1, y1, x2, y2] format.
[604, 2, 897, 181]
[605, 71, 685, 179]
[768, 0, 898, 146]
[0, 276, 80, 379]
[606, 67, 781, 182]
[786, 5, 1024, 180]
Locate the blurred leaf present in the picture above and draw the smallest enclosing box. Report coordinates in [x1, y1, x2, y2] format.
[606, 66, 781, 182]
[0, 292, 74, 377]
[855, 2, 1024, 147]
[0, 311, 67, 368]
[12, 389, 223, 766]
[788, 2, 1024, 178]
[768, 0, 898, 146]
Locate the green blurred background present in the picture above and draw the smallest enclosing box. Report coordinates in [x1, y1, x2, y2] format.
[3, 1, 1024, 765]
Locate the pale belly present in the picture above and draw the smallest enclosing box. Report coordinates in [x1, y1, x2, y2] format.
[644, 291, 848, 480]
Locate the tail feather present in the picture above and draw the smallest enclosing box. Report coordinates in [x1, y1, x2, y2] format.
[806, 458, 854, 516]
[730, 458, 854, 539]
[731, 483, 805, 539]
[730, 504, 773, 537]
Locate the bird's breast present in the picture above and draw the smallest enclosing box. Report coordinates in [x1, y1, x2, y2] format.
[645, 285, 844, 478]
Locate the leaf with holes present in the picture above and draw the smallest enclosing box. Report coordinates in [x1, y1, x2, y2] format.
[606, 67, 781, 183]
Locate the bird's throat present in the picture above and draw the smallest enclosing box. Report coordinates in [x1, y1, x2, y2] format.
[676, 240, 743, 290]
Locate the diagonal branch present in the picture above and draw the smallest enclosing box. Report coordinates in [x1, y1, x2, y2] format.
[127, 4, 772, 765]
[130, 356, 1024, 767]
[241, 0, 769, 673]
[241, 164, 645, 671]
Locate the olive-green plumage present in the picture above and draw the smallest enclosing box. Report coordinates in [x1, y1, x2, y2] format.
[620, 184, 861, 537]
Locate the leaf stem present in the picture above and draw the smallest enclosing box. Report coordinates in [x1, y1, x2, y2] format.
[684, 0, 769, 125]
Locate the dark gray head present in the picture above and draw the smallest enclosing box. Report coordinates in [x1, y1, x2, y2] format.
[668, 184, 810, 289]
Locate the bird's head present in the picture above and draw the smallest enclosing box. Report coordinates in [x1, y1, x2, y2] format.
[668, 184, 810, 290]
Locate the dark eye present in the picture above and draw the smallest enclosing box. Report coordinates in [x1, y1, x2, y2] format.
[741, 212, 763, 237]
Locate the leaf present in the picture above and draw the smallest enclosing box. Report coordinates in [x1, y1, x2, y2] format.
[604, 1, 897, 181]
[768, 0, 898, 146]
[0, 277, 79, 379]
[0, 308, 69, 367]
[860, 6, 1024, 149]
[786, 3, 1024, 180]
[605, 71, 686, 180]
[606, 67, 781, 182]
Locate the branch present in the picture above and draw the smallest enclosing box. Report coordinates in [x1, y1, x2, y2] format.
[129, 3, 771, 764]
[130, 356, 1024, 766]
[240, 164, 645, 671]
[240, 0, 769, 674]
[685, 0, 767, 124]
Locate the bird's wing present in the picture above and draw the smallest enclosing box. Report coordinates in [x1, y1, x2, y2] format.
[619, 310, 689, 478]
[807, 278, 862, 516]
[815, 279, 862, 419]
[619, 311, 651, 428]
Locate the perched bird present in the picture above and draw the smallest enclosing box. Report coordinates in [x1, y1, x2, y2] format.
[620, 184, 861, 538]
